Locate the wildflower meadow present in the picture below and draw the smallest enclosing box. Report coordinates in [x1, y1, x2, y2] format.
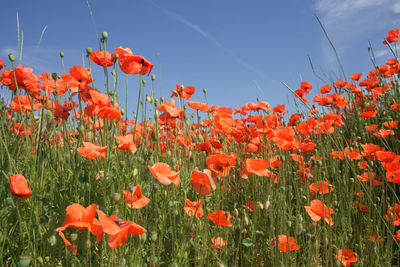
[1, 8, 400, 266]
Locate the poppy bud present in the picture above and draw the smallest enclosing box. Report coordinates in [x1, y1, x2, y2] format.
[244, 216, 249, 226]
[232, 208, 239, 217]
[51, 72, 58, 80]
[151, 74, 156, 81]
[142, 79, 146, 85]
[140, 232, 147, 243]
[121, 109, 125, 115]
[265, 200, 270, 210]
[19, 254, 31, 267]
[85, 239, 91, 249]
[151, 231, 158, 241]
[101, 31, 108, 40]
[8, 53, 15, 62]
[49, 234, 57, 246]
[287, 220, 292, 228]
[203, 88, 207, 94]
[6, 196, 14, 207]
[86, 47, 93, 55]
[146, 95, 152, 103]
[70, 233, 78, 242]
[113, 192, 121, 203]
[59, 51, 64, 58]
[133, 168, 138, 177]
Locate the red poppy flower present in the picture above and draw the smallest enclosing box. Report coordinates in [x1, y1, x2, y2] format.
[210, 237, 226, 248]
[383, 29, 399, 44]
[244, 158, 271, 177]
[278, 235, 300, 252]
[187, 101, 210, 112]
[9, 95, 42, 113]
[205, 153, 236, 177]
[190, 168, 216, 195]
[0, 58, 4, 70]
[148, 162, 180, 186]
[171, 84, 195, 100]
[9, 174, 32, 200]
[56, 203, 103, 252]
[123, 185, 150, 209]
[309, 181, 334, 195]
[304, 199, 334, 226]
[349, 73, 362, 81]
[117, 48, 153, 76]
[184, 199, 203, 218]
[97, 210, 146, 249]
[114, 135, 137, 153]
[77, 142, 108, 161]
[336, 249, 358, 266]
[207, 211, 232, 226]
[89, 50, 115, 67]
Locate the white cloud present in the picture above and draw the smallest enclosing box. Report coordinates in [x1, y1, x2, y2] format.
[312, 0, 399, 70]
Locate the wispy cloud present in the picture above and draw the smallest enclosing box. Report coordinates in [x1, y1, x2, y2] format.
[313, 0, 399, 66]
[145, 0, 275, 83]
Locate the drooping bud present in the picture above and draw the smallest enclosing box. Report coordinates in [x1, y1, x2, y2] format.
[86, 47, 93, 56]
[8, 53, 15, 62]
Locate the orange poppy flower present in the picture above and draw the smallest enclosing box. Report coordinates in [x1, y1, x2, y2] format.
[148, 162, 180, 186]
[272, 104, 286, 114]
[184, 199, 203, 218]
[56, 204, 103, 252]
[385, 203, 400, 225]
[9, 95, 42, 113]
[243, 201, 261, 212]
[114, 135, 137, 153]
[118, 53, 153, 76]
[357, 172, 382, 186]
[77, 142, 108, 161]
[206, 153, 236, 177]
[172, 84, 195, 100]
[383, 28, 399, 44]
[9, 174, 32, 200]
[89, 50, 115, 67]
[278, 235, 300, 252]
[0, 58, 3, 70]
[271, 127, 295, 151]
[187, 101, 210, 112]
[210, 237, 226, 248]
[383, 120, 398, 129]
[309, 181, 334, 195]
[123, 185, 150, 209]
[304, 199, 334, 226]
[336, 249, 358, 266]
[352, 201, 369, 212]
[207, 211, 232, 226]
[350, 73, 362, 81]
[97, 210, 146, 249]
[244, 158, 271, 177]
[190, 168, 216, 195]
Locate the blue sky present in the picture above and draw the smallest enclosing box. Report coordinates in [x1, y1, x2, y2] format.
[1, 0, 399, 114]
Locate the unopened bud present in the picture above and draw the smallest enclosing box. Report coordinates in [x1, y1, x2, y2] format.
[101, 31, 108, 40]
[151, 74, 156, 81]
[59, 51, 64, 58]
[8, 53, 15, 62]
[86, 47, 93, 55]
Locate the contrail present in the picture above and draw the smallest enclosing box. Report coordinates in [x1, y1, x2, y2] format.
[146, 0, 277, 83]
